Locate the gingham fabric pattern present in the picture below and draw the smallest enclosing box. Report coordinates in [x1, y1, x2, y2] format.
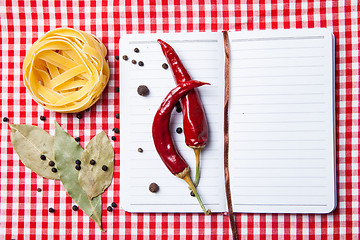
[0, 0, 359, 239]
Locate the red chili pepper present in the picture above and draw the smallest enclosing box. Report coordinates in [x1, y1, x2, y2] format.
[152, 80, 211, 215]
[158, 39, 208, 187]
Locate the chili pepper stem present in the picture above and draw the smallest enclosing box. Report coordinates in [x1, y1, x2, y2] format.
[192, 147, 202, 187]
[182, 174, 211, 215]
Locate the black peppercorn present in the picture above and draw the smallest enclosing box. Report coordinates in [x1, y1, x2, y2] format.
[40, 155, 46, 160]
[138, 148, 143, 153]
[49, 207, 55, 213]
[190, 191, 195, 197]
[72, 205, 79, 211]
[75, 165, 81, 171]
[111, 136, 116, 141]
[85, 108, 90, 112]
[113, 128, 119, 134]
[122, 55, 128, 61]
[40, 116, 46, 121]
[102, 165, 108, 171]
[90, 159, 96, 165]
[76, 113, 82, 119]
[138, 61, 144, 67]
[111, 202, 117, 208]
[131, 59, 137, 64]
[137, 85, 149, 96]
[149, 183, 159, 193]
[51, 168, 57, 173]
[115, 55, 120, 60]
[75, 137, 81, 142]
[176, 127, 183, 134]
[75, 160, 81, 165]
[115, 87, 120, 92]
[3, 117, 9, 122]
[107, 206, 113, 212]
[175, 102, 182, 113]
[115, 113, 120, 119]
[48, 161, 55, 167]
[162, 63, 168, 69]
[37, 188, 42, 192]
[134, 48, 139, 53]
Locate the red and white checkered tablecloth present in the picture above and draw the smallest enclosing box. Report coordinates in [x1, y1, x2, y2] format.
[0, 0, 359, 239]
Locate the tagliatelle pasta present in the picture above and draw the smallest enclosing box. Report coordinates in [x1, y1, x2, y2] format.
[23, 28, 110, 113]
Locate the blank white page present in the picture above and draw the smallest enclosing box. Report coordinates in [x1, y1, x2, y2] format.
[228, 29, 336, 213]
[119, 32, 226, 213]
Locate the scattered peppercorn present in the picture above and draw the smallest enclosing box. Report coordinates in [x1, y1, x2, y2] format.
[85, 108, 90, 112]
[48, 161, 55, 167]
[162, 63, 168, 69]
[72, 205, 79, 211]
[190, 191, 195, 197]
[134, 48, 139, 53]
[131, 59, 137, 64]
[175, 102, 182, 113]
[113, 128, 119, 134]
[75, 165, 81, 171]
[107, 206, 113, 212]
[115, 87, 120, 92]
[137, 85, 149, 96]
[51, 168, 57, 173]
[90, 159, 96, 165]
[40, 155, 46, 160]
[115, 55, 120, 60]
[75, 160, 81, 165]
[3, 117, 9, 122]
[122, 55, 128, 61]
[76, 113, 82, 119]
[49, 207, 55, 213]
[111, 202, 117, 208]
[37, 188, 42, 192]
[149, 183, 159, 193]
[176, 127, 183, 134]
[111, 136, 116, 141]
[115, 113, 120, 119]
[75, 137, 81, 142]
[40, 116, 46, 121]
[138, 148, 143, 153]
[138, 61, 144, 66]
[102, 165, 108, 171]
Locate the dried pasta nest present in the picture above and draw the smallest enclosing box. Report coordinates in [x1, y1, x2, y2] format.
[23, 28, 110, 113]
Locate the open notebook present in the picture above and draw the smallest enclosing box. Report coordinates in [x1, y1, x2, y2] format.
[119, 29, 336, 214]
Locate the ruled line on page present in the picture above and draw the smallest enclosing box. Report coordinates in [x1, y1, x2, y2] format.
[231, 35, 324, 42]
[232, 139, 326, 142]
[130, 203, 221, 206]
[231, 102, 326, 106]
[234, 204, 328, 206]
[231, 167, 327, 170]
[233, 120, 325, 123]
[233, 83, 326, 87]
[232, 55, 325, 60]
[232, 176, 326, 179]
[234, 65, 324, 69]
[232, 46, 325, 51]
[232, 194, 327, 197]
[129, 39, 218, 44]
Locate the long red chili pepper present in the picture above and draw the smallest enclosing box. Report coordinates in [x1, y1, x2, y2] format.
[152, 80, 211, 215]
[158, 39, 208, 187]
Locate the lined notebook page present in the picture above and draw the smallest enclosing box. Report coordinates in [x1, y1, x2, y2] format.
[119, 33, 226, 213]
[228, 29, 336, 213]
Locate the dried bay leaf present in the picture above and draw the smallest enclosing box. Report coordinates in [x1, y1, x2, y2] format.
[54, 121, 104, 232]
[78, 131, 114, 199]
[9, 124, 60, 180]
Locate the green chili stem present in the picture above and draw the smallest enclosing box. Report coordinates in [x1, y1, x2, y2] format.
[193, 148, 201, 187]
[183, 174, 211, 215]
